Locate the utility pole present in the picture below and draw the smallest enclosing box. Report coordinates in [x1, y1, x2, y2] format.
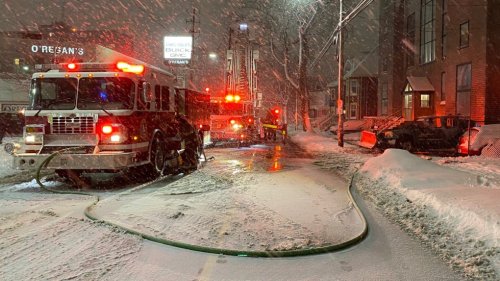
[337, 0, 344, 147]
[186, 7, 199, 87]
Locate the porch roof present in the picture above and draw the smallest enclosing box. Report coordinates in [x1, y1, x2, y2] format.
[406, 76, 435, 92]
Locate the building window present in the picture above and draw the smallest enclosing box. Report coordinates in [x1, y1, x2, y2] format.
[382, 58, 388, 72]
[350, 80, 359, 96]
[309, 108, 318, 118]
[421, 94, 430, 108]
[349, 103, 358, 119]
[420, 0, 436, 64]
[441, 72, 446, 101]
[406, 13, 416, 67]
[381, 83, 388, 115]
[441, 0, 448, 58]
[456, 63, 472, 116]
[459, 21, 469, 48]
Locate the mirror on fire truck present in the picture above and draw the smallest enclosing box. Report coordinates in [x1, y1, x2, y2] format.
[142, 81, 152, 103]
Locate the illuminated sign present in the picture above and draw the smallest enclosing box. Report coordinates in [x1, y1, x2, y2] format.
[31, 45, 85, 56]
[163, 36, 192, 64]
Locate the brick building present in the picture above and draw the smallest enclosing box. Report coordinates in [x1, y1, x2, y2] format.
[378, 0, 500, 124]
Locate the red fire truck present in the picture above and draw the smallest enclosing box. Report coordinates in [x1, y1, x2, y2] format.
[209, 96, 257, 145]
[10, 60, 210, 180]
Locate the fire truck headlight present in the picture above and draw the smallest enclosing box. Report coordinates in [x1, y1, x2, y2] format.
[24, 125, 44, 144]
[110, 134, 122, 143]
[25, 134, 43, 144]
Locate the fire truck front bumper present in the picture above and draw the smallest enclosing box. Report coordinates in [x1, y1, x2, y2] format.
[13, 151, 137, 171]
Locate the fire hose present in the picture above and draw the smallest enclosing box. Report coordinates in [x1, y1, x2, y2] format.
[34, 148, 367, 257]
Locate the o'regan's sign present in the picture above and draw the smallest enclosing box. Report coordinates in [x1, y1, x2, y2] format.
[31, 45, 85, 56]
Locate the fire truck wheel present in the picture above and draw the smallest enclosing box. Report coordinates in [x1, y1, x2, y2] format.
[181, 147, 199, 173]
[147, 135, 166, 178]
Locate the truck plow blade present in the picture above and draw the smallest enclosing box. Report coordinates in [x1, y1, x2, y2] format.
[359, 130, 377, 149]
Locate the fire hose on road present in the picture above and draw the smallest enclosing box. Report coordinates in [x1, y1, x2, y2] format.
[34, 148, 368, 258]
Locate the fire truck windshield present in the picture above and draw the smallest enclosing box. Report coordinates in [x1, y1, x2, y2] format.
[29, 78, 77, 110]
[28, 77, 135, 111]
[77, 77, 134, 110]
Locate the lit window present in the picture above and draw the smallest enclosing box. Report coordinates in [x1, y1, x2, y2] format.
[421, 94, 430, 108]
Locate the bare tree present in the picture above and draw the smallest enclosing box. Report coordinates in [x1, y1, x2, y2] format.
[255, 0, 334, 132]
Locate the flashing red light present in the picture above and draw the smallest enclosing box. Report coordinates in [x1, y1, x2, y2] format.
[230, 119, 236, 125]
[248, 118, 253, 123]
[101, 125, 113, 134]
[274, 109, 280, 114]
[205, 87, 210, 93]
[234, 95, 241, 102]
[67, 63, 77, 70]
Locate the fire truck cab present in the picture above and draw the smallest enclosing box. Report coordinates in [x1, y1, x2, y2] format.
[11, 60, 210, 179]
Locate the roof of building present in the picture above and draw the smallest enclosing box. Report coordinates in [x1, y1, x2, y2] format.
[406, 76, 435, 92]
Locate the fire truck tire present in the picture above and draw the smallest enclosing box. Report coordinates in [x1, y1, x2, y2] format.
[130, 135, 166, 181]
[146, 135, 166, 178]
[181, 147, 199, 173]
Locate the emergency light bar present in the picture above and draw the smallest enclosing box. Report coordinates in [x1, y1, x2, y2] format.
[34, 62, 145, 74]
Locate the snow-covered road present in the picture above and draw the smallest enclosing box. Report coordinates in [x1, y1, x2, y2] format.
[0, 140, 466, 280]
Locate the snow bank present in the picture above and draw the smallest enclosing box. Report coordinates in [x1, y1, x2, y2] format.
[358, 149, 499, 279]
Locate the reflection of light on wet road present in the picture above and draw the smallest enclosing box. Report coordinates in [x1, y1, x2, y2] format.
[225, 159, 245, 174]
[268, 144, 283, 172]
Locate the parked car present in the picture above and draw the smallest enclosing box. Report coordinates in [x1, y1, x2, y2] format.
[361, 115, 473, 154]
[457, 124, 500, 156]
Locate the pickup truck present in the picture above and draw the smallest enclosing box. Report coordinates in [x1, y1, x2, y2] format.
[360, 115, 474, 154]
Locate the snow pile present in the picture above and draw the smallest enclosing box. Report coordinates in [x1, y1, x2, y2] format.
[356, 149, 499, 279]
[469, 124, 500, 151]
